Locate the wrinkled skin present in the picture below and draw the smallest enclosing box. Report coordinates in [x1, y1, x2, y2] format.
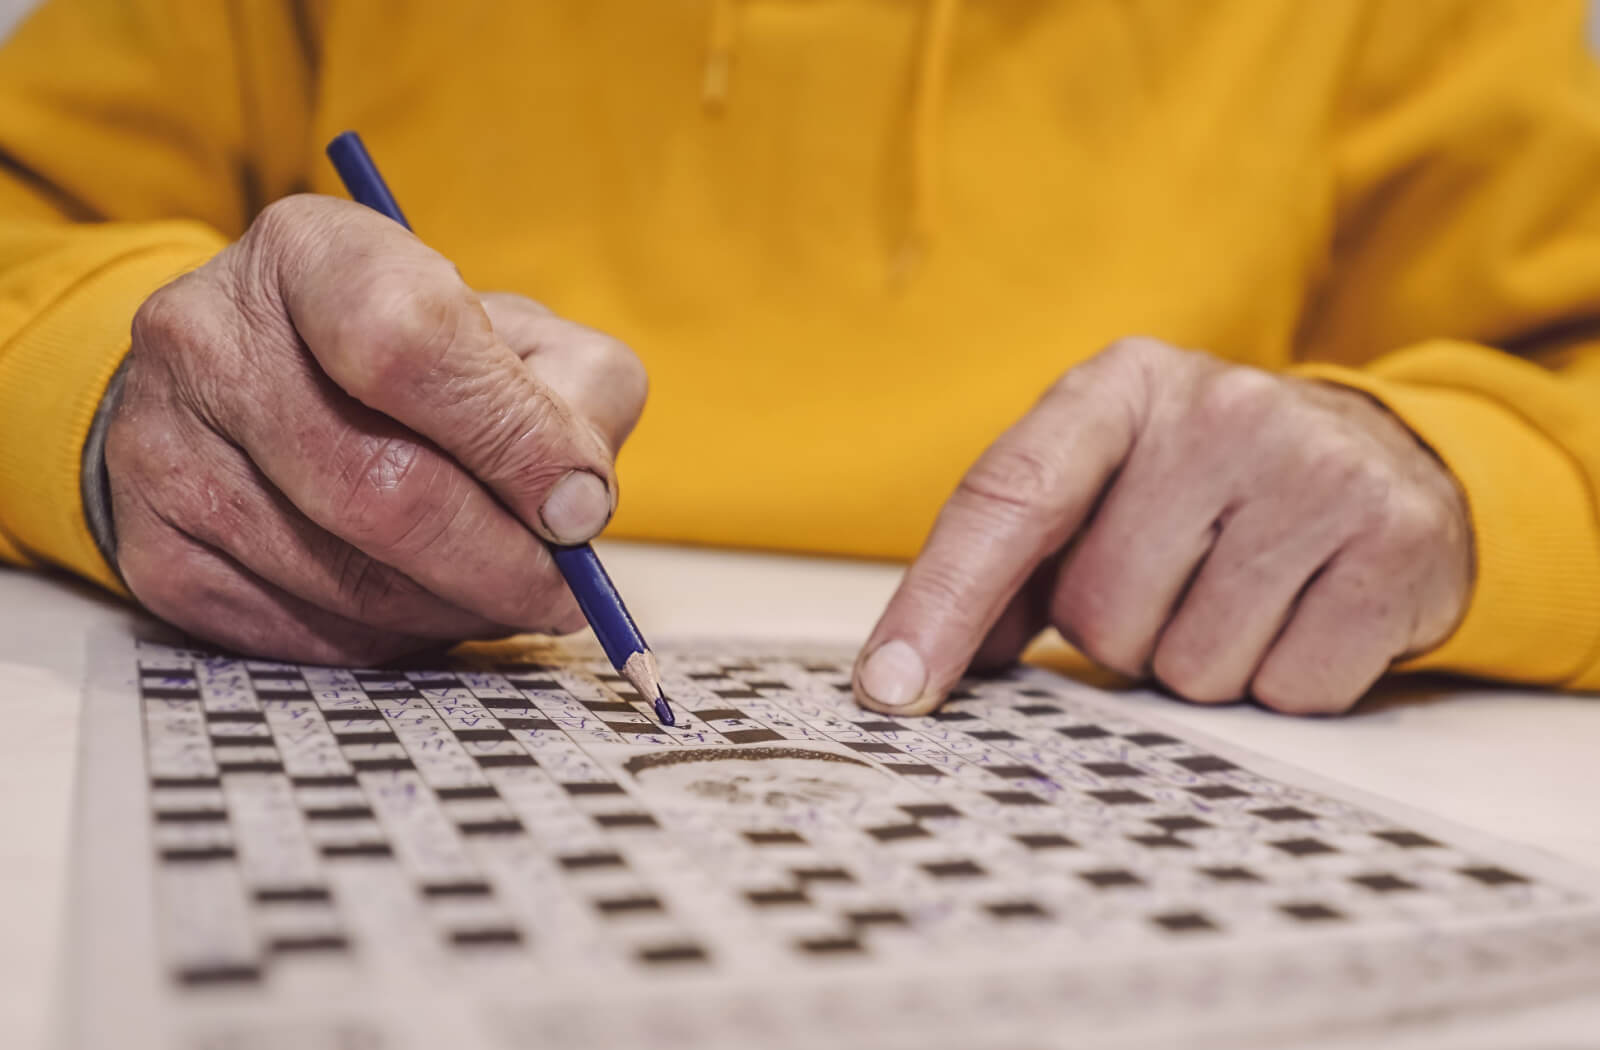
[855, 337, 1473, 717]
[107, 195, 646, 664]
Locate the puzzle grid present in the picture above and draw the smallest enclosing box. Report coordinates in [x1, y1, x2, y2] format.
[133, 639, 1584, 994]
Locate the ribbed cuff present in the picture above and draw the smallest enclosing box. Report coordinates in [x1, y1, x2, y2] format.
[1294, 361, 1600, 686]
[0, 231, 224, 594]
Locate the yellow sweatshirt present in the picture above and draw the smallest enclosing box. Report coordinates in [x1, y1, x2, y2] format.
[1, 0, 1598, 689]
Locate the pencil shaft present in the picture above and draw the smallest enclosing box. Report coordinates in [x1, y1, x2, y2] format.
[549, 544, 650, 669]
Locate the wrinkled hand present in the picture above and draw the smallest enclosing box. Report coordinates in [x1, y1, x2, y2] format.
[854, 338, 1473, 716]
[107, 195, 647, 664]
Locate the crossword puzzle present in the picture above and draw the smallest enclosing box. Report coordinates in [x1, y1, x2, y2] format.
[69, 636, 1600, 1050]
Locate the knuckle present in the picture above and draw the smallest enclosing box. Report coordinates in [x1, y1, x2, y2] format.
[594, 334, 649, 413]
[1194, 365, 1281, 431]
[1376, 488, 1451, 557]
[1050, 587, 1143, 679]
[1097, 335, 1176, 373]
[131, 281, 201, 360]
[332, 264, 483, 399]
[248, 194, 325, 260]
[1151, 643, 1237, 705]
[957, 443, 1065, 519]
[1251, 658, 1358, 716]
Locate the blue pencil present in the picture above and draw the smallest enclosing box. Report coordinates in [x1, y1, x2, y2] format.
[325, 130, 675, 727]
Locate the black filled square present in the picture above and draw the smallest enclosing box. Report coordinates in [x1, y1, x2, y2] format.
[1089, 789, 1152, 805]
[985, 790, 1047, 806]
[930, 710, 976, 722]
[1374, 830, 1442, 849]
[473, 753, 537, 768]
[505, 677, 559, 691]
[885, 763, 944, 776]
[638, 944, 709, 965]
[451, 728, 512, 743]
[435, 784, 498, 800]
[1016, 704, 1062, 716]
[1079, 868, 1143, 888]
[922, 859, 986, 879]
[564, 781, 627, 796]
[1129, 834, 1190, 850]
[1271, 837, 1336, 857]
[595, 895, 663, 915]
[449, 928, 523, 947]
[1351, 873, 1419, 893]
[1152, 911, 1217, 933]
[746, 887, 809, 907]
[1059, 724, 1111, 740]
[723, 729, 784, 745]
[868, 823, 930, 842]
[1175, 755, 1237, 774]
[1188, 784, 1248, 800]
[984, 764, 1050, 780]
[853, 720, 902, 733]
[497, 716, 557, 732]
[458, 818, 524, 836]
[797, 936, 862, 955]
[714, 689, 760, 700]
[1084, 762, 1143, 778]
[1015, 832, 1076, 851]
[1460, 865, 1530, 886]
[967, 730, 1020, 742]
[1124, 732, 1178, 747]
[1281, 902, 1344, 922]
[1251, 806, 1317, 822]
[558, 852, 626, 870]
[1150, 815, 1210, 832]
[846, 740, 900, 754]
[901, 803, 961, 820]
[422, 880, 492, 898]
[793, 866, 854, 884]
[1199, 866, 1261, 883]
[744, 829, 807, 846]
[693, 708, 746, 722]
[985, 900, 1051, 919]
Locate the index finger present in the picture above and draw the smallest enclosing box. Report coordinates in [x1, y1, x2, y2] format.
[257, 195, 618, 545]
[853, 352, 1143, 715]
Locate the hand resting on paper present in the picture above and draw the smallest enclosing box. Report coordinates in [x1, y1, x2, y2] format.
[854, 337, 1474, 717]
[103, 195, 647, 663]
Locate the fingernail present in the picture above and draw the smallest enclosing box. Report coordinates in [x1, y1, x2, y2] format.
[857, 640, 927, 708]
[539, 470, 611, 543]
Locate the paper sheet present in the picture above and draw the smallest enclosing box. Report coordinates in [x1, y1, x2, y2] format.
[63, 630, 1600, 1049]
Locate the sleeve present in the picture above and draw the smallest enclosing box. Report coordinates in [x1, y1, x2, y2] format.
[0, 0, 314, 592]
[1291, 0, 1600, 690]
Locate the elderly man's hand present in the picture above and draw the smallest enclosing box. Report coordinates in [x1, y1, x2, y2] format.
[106, 195, 647, 664]
[854, 338, 1473, 716]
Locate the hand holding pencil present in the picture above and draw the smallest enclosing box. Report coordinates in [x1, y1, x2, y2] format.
[99, 142, 660, 709]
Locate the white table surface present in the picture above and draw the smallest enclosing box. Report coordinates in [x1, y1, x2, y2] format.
[4, 541, 1599, 1049]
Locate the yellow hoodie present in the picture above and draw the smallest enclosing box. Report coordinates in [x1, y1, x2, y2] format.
[0, 0, 1598, 689]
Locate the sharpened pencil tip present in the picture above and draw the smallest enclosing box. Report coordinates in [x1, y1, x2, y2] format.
[654, 695, 676, 727]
